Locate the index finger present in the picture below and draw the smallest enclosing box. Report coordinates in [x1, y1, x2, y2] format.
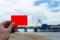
[0, 21, 11, 28]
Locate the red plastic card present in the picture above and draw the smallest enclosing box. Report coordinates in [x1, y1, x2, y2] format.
[11, 15, 28, 26]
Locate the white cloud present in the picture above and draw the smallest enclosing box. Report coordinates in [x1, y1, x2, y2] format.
[0, 0, 60, 26]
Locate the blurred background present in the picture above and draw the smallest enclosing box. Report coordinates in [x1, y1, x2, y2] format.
[0, 0, 60, 40]
[0, 0, 60, 32]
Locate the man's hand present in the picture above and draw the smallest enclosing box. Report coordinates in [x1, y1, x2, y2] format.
[0, 21, 17, 40]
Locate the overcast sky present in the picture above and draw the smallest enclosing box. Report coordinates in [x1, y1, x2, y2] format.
[0, 0, 60, 26]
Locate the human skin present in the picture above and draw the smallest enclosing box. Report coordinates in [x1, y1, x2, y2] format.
[0, 21, 17, 40]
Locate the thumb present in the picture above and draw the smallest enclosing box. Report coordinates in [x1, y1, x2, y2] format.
[7, 23, 15, 32]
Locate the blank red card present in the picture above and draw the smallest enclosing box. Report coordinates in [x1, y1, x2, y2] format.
[11, 15, 28, 26]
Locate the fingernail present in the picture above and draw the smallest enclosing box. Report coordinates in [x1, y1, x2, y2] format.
[12, 22, 15, 24]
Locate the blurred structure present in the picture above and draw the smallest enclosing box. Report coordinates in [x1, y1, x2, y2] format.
[17, 19, 60, 32]
[17, 24, 60, 32]
[35, 19, 42, 27]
